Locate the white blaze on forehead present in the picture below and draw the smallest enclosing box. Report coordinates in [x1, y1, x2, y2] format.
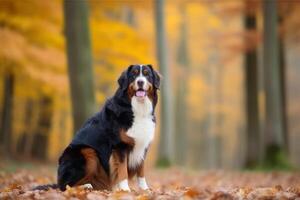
[139, 65, 143, 76]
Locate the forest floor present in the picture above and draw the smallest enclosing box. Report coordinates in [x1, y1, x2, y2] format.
[1, 161, 300, 199]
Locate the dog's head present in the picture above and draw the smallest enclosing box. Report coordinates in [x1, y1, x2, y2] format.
[118, 64, 160, 103]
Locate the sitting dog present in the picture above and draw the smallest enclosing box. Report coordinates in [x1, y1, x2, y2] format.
[35, 64, 160, 191]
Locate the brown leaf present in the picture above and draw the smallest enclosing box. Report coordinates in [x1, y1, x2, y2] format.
[183, 187, 201, 198]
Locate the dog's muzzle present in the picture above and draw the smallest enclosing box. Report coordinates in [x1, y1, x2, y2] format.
[136, 89, 146, 97]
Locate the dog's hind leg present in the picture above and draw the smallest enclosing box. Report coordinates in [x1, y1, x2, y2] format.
[76, 148, 111, 190]
[57, 148, 86, 191]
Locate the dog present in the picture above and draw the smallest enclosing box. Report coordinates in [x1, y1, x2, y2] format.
[34, 64, 160, 191]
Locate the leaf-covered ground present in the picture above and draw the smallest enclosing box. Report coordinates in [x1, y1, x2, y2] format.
[1, 163, 300, 199]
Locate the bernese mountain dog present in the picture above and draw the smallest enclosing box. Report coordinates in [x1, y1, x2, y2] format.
[34, 64, 160, 191]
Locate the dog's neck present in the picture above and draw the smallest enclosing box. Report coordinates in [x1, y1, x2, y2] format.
[131, 96, 153, 117]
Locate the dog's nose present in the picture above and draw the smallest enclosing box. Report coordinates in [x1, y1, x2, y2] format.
[137, 80, 144, 88]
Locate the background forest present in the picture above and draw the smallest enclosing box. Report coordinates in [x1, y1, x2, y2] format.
[1, 0, 300, 171]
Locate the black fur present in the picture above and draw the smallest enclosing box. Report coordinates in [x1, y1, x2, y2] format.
[147, 64, 160, 89]
[57, 88, 133, 190]
[33, 65, 160, 191]
[118, 65, 133, 91]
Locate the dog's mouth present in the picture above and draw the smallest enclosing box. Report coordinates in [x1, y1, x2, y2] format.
[135, 89, 147, 97]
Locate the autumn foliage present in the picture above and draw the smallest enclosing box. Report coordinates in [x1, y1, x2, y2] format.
[1, 166, 300, 199]
[1, 0, 300, 172]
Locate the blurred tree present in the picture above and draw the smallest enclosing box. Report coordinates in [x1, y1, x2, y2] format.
[121, 6, 136, 27]
[207, 52, 222, 169]
[278, 15, 288, 153]
[0, 71, 14, 155]
[244, 1, 260, 168]
[262, 0, 288, 167]
[155, 0, 174, 166]
[22, 99, 38, 158]
[0, 0, 69, 159]
[64, 0, 96, 131]
[174, 4, 189, 165]
[31, 96, 53, 160]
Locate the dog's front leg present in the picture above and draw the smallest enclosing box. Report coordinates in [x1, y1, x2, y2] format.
[137, 161, 149, 190]
[115, 152, 130, 191]
[110, 151, 130, 191]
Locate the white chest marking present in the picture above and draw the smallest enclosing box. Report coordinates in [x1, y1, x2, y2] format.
[127, 96, 155, 169]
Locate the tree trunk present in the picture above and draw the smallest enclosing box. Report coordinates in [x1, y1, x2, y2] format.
[154, 0, 174, 166]
[244, 10, 260, 168]
[31, 96, 53, 160]
[263, 0, 286, 166]
[122, 6, 135, 27]
[0, 71, 14, 155]
[278, 16, 288, 153]
[64, 0, 96, 131]
[174, 5, 188, 165]
[24, 99, 39, 158]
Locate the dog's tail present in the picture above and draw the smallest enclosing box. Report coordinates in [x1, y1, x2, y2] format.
[32, 184, 59, 191]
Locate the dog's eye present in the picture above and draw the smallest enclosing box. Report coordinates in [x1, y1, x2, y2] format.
[132, 69, 139, 75]
[143, 70, 149, 76]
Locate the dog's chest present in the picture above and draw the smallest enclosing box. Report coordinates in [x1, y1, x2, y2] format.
[127, 97, 155, 169]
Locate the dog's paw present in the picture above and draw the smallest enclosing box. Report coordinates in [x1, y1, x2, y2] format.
[138, 177, 149, 190]
[80, 183, 93, 190]
[114, 179, 131, 192]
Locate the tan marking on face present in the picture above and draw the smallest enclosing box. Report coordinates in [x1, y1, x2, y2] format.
[146, 83, 155, 103]
[127, 82, 135, 99]
[133, 69, 139, 76]
[143, 69, 149, 76]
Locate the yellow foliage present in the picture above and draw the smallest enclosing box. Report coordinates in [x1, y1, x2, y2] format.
[187, 74, 208, 121]
[0, 0, 247, 168]
[90, 9, 154, 103]
[0, 0, 155, 161]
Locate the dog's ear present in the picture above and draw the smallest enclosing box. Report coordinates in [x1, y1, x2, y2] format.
[147, 64, 161, 89]
[118, 71, 128, 91]
[118, 65, 133, 91]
